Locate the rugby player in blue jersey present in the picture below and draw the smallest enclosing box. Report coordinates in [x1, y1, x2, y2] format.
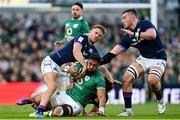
[101, 9, 167, 116]
[33, 25, 106, 118]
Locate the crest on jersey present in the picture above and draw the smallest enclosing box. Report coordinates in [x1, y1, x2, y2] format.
[73, 24, 78, 28]
[85, 76, 90, 81]
[77, 78, 83, 84]
[67, 28, 72, 35]
[89, 48, 93, 53]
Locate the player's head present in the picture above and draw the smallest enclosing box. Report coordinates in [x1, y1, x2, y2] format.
[86, 53, 101, 74]
[121, 9, 137, 29]
[88, 25, 106, 44]
[71, 2, 83, 20]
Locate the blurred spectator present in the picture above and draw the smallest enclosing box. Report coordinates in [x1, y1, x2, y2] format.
[0, 11, 179, 87]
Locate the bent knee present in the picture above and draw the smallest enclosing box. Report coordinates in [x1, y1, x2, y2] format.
[53, 107, 63, 116]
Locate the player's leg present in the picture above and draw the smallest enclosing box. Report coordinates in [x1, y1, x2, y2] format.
[34, 56, 58, 118]
[148, 61, 166, 114]
[16, 90, 43, 105]
[118, 61, 144, 116]
[44, 92, 83, 117]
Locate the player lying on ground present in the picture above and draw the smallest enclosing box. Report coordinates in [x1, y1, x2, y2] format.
[18, 53, 107, 117]
[21, 24, 106, 118]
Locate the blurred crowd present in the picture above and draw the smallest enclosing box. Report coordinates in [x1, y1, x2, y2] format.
[0, 13, 179, 87]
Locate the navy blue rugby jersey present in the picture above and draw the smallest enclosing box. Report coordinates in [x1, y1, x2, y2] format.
[119, 20, 167, 61]
[49, 34, 99, 66]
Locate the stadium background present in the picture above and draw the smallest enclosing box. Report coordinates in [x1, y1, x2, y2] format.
[0, 0, 179, 105]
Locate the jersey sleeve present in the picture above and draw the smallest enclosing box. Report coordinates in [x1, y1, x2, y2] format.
[74, 35, 86, 46]
[119, 34, 131, 50]
[95, 72, 105, 89]
[81, 20, 89, 34]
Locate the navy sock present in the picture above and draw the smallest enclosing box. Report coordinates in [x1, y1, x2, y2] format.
[154, 90, 162, 100]
[123, 92, 132, 108]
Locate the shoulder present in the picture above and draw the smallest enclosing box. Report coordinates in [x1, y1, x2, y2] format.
[81, 19, 88, 23]
[74, 34, 88, 43]
[94, 70, 105, 80]
[140, 20, 155, 29]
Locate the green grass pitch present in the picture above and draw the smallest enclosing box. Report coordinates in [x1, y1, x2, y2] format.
[0, 103, 180, 120]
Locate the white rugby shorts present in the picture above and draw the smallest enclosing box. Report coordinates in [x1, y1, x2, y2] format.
[136, 55, 167, 73]
[41, 56, 70, 91]
[50, 91, 83, 116]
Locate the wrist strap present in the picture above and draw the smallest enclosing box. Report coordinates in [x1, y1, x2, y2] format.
[99, 107, 105, 113]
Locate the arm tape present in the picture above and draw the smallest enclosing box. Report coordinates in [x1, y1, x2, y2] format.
[101, 52, 116, 65]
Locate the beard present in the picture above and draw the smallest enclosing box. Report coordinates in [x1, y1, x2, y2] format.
[86, 69, 95, 75]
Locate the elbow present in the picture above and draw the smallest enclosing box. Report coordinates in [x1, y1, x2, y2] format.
[149, 29, 157, 40]
[151, 34, 156, 40]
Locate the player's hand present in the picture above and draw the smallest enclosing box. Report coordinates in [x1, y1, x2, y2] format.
[68, 67, 79, 78]
[76, 65, 86, 79]
[97, 111, 105, 116]
[121, 29, 134, 36]
[85, 112, 98, 116]
[113, 80, 122, 85]
[54, 41, 64, 49]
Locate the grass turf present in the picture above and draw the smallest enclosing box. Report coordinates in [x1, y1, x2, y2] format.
[0, 103, 180, 119]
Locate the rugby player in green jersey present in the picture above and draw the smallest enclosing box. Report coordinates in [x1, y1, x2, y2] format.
[29, 53, 106, 117]
[55, 2, 89, 48]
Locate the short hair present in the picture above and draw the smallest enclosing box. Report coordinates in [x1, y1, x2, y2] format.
[122, 9, 137, 16]
[92, 24, 107, 37]
[88, 53, 101, 63]
[73, 2, 83, 9]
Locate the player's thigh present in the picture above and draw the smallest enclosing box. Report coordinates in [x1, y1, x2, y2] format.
[41, 56, 58, 84]
[124, 61, 144, 81]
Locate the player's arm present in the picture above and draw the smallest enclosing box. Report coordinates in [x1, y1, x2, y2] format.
[121, 28, 156, 40]
[138, 28, 156, 40]
[97, 88, 106, 115]
[99, 65, 114, 83]
[73, 42, 86, 75]
[101, 45, 124, 65]
[82, 20, 90, 33]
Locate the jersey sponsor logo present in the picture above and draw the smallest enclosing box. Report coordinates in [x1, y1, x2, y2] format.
[77, 78, 83, 84]
[85, 76, 90, 81]
[67, 28, 72, 35]
[77, 36, 84, 42]
[73, 24, 78, 28]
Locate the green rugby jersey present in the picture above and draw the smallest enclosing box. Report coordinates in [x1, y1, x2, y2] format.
[66, 63, 105, 108]
[64, 17, 89, 45]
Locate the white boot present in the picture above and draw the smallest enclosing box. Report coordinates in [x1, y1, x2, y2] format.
[157, 98, 166, 114]
[118, 109, 134, 117]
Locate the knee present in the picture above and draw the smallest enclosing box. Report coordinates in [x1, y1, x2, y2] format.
[122, 77, 132, 86]
[148, 75, 160, 86]
[53, 107, 63, 116]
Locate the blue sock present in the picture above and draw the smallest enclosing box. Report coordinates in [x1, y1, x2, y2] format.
[37, 105, 46, 114]
[123, 92, 132, 108]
